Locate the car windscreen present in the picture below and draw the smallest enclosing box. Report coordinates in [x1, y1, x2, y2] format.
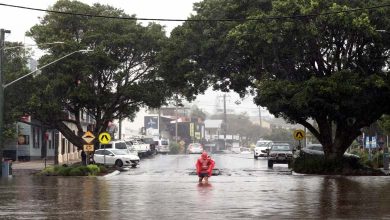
[256, 142, 272, 147]
[271, 145, 291, 151]
[100, 144, 112, 149]
[111, 149, 128, 155]
[161, 141, 168, 145]
[142, 138, 154, 144]
[307, 145, 323, 151]
[190, 143, 201, 148]
[115, 142, 127, 149]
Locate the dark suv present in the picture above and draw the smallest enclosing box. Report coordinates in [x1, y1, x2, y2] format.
[267, 143, 293, 168]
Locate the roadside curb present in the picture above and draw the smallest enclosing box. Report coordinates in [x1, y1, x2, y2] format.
[103, 170, 120, 177]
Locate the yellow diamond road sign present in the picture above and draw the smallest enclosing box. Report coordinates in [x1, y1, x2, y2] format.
[82, 131, 95, 144]
[99, 132, 111, 144]
[293, 129, 305, 140]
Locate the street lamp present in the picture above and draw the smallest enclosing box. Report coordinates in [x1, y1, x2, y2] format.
[0, 29, 92, 173]
[3, 49, 92, 88]
[1, 41, 64, 51]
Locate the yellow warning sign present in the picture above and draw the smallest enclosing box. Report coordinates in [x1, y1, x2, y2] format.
[82, 131, 95, 144]
[293, 129, 305, 140]
[83, 144, 94, 152]
[98, 132, 111, 144]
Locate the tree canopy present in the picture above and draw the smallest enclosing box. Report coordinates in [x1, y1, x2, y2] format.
[2, 42, 32, 138]
[24, 0, 170, 147]
[162, 0, 390, 160]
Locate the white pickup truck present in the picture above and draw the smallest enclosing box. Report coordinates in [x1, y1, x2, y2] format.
[125, 139, 151, 157]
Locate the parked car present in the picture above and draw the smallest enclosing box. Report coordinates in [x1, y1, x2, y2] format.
[254, 140, 273, 159]
[94, 149, 140, 168]
[240, 147, 252, 154]
[187, 143, 203, 154]
[267, 143, 293, 168]
[155, 139, 170, 154]
[139, 137, 157, 155]
[125, 139, 151, 157]
[295, 144, 360, 158]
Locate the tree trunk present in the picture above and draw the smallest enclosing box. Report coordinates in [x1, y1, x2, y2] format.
[323, 125, 361, 161]
[55, 121, 84, 150]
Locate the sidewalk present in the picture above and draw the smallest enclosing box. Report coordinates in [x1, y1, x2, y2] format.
[10, 159, 81, 176]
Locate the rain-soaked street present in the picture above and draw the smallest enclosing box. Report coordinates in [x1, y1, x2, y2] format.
[1, 153, 390, 219]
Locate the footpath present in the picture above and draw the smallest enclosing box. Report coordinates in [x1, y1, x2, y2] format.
[9, 159, 81, 176]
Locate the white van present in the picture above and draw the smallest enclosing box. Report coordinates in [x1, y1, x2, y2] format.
[98, 140, 138, 156]
[155, 139, 170, 154]
[98, 140, 128, 150]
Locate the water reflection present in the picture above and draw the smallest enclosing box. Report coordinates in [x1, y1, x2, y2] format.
[2, 155, 390, 219]
[0, 176, 110, 219]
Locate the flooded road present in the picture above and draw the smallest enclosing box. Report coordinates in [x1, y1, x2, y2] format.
[1, 154, 390, 219]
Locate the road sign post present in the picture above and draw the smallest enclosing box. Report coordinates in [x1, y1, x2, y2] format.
[82, 131, 95, 165]
[293, 129, 305, 150]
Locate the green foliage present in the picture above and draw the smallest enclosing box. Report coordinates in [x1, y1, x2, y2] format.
[68, 167, 84, 176]
[263, 128, 294, 142]
[86, 164, 100, 176]
[163, 0, 390, 162]
[351, 149, 385, 169]
[22, 0, 170, 148]
[169, 142, 180, 154]
[39, 164, 102, 176]
[379, 115, 390, 135]
[57, 166, 72, 176]
[98, 165, 108, 174]
[2, 42, 32, 140]
[293, 152, 365, 174]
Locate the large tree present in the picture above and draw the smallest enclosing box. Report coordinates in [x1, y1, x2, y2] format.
[162, 0, 390, 161]
[24, 0, 169, 148]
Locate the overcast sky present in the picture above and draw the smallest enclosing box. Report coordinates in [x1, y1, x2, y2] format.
[0, 0, 270, 133]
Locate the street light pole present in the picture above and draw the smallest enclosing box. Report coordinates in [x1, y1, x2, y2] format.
[0, 29, 11, 176]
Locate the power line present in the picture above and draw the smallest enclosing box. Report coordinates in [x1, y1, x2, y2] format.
[0, 2, 389, 22]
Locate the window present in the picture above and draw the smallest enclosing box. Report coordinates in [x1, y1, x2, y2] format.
[115, 142, 127, 149]
[100, 144, 112, 149]
[18, 135, 29, 145]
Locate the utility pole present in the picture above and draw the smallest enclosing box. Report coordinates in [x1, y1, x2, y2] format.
[175, 95, 178, 143]
[223, 93, 227, 148]
[258, 106, 263, 134]
[158, 108, 161, 138]
[0, 29, 11, 176]
[118, 119, 122, 140]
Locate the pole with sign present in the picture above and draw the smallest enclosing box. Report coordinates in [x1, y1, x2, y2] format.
[82, 131, 95, 165]
[293, 129, 305, 150]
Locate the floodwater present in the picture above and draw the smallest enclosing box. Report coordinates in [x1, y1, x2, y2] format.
[1, 154, 390, 219]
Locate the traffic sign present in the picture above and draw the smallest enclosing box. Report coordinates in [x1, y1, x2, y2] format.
[293, 129, 305, 140]
[83, 144, 94, 152]
[98, 132, 111, 144]
[82, 131, 95, 144]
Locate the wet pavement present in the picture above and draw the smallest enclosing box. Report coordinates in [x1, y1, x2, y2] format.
[1, 153, 390, 219]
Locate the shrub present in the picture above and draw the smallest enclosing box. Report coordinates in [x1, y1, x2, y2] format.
[57, 166, 72, 176]
[169, 142, 180, 154]
[87, 164, 100, 176]
[40, 166, 56, 176]
[98, 165, 108, 174]
[69, 167, 84, 176]
[293, 150, 364, 174]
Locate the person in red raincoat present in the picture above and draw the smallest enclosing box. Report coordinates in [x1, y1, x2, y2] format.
[196, 151, 215, 183]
